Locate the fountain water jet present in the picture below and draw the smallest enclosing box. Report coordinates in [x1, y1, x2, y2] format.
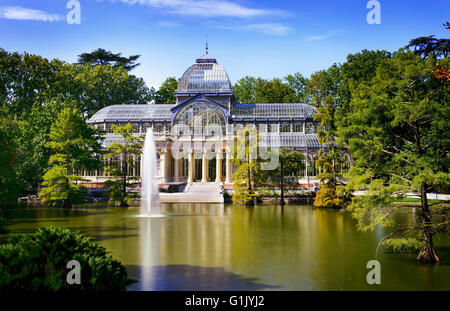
[140, 128, 161, 217]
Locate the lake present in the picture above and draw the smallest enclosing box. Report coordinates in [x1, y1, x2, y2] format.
[3, 203, 450, 290]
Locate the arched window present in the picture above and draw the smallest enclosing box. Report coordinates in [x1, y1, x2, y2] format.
[173, 102, 226, 136]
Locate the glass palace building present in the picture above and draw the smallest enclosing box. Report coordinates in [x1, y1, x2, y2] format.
[87, 52, 325, 186]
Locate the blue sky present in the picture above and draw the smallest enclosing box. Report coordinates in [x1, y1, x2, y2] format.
[0, 0, 449, 88]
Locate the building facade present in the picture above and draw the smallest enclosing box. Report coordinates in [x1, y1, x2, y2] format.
[86, 52, 326, 187]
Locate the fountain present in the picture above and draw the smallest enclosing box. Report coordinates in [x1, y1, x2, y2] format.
[140, 128, 162, 217]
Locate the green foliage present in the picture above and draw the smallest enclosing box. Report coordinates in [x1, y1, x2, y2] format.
[254, 78, 298, 103]
[307, 64, 342, 108]
[0, 107, 19, 207]
[232, 127, 265, 206]
[341, 51, 449, 262]
[78, 48, 141, 71]
[313, 94, 350, 209]
[310, 50, 392, 209]
[39, 108, 103, 208]
[104, 123, 142, 207]
[405, 36, 450, 59]
[382, 238, 422, 254]
[14, 98, 76, 194]
[233, 74, 310, 104]
[0, 227, 130, 291]
[0, 48, 62, 117]
[265, 148, 305, 204]
[233, 76, 259, 104]
[0, 48, 152, 197]
[314, 184, 350, 209]
[284, 73, 311, 104]
[51, 62, 152, 117]
[153, 77, 178, 105]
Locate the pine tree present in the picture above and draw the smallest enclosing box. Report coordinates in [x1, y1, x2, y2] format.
[39, 108, 103, 208]
[104, 123, 143, 207]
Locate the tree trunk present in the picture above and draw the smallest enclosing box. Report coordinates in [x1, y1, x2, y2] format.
[121, 154, 129, 207]
[246, 152, 255, 207]
[63, 178, 72, 209]
[417, 184, 439, 264]
[62, 198, 72, 209]
[280, 160, 285, 206]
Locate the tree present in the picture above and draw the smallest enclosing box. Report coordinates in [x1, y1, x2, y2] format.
[0, 227, 130, 291]
[52, 63, 152, 117]
[233, 76, 259, 104]
[0, 107, 19, 208]
[104, 123, 142, 207]
[284, 73, 311, 103]
[78, 48, 141, 71]
[153, 77, 178, 105]
[232, 127, 265, 206]
[0, 47, 152, 118]
[340, 51, 449, 263]
[309, 50, 390, 208]
[266, 148, 305, 205]
[0, 48, 152, 201]
[313, 97, 351, 209]
[405, 36, 450, 59]
[0, 107, 15, 231]
[39, 108, 103, 208]
[0, 49, 62, 117]
[254, 78, 297, 103]
[234, 75, 309, 104]
[14, 97, 77, 195]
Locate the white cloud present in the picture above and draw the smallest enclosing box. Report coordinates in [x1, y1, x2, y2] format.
[105, 0, 285, 18]
[219, 23, 291, 36]
[157, 21, 181, 27]
[305, 35, 326, 41]
[0, 6, 63, 22]
[304, 30, 346, 41]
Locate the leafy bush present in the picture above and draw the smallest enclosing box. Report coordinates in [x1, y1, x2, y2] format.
[313, 184, 350, 209]
[0, 227, 131, 291]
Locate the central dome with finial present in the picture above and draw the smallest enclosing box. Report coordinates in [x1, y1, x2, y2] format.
[176, 44, 233, 94]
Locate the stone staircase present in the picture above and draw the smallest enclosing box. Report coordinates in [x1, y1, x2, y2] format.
[159, 182, 224, 203]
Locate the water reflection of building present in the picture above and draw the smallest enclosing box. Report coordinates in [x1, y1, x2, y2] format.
[84, 48, 349, 188]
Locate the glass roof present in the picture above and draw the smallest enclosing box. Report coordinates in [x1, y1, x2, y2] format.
[88, 105, 174, 123]
[100, 132, 322, 149]
[176, 54, 233, 94]
[233, 104, 317, 119]
[259, 133, 323, 149]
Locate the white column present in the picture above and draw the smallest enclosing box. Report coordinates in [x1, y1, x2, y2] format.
[201, 150, 209, 183]
[305, 152, 309, 190]
[215, 150, 223, 183]
[160, 149, 167, 183]
[174, 153, 180, 182]
[187, 150, 194, 183]
[225, 148, 232, 184]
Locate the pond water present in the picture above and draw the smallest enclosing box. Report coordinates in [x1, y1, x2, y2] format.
[3, 203, 450, 290]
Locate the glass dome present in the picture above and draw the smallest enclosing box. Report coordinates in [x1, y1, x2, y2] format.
[176, 54, 233, 94]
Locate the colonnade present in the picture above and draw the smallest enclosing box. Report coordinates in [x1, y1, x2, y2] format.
[158, 148, 234, 184]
